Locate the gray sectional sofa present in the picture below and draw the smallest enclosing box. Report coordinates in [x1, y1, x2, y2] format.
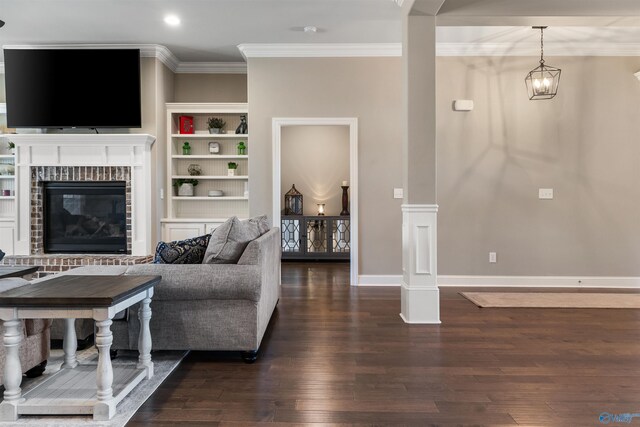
[43, 228, 281, 362]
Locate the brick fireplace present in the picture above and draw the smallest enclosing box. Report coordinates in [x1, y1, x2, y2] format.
[32, 166, 132, 255]
[0, 134, 156, 276]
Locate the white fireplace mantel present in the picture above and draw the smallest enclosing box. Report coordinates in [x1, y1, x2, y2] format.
[10, 134, 156, 256]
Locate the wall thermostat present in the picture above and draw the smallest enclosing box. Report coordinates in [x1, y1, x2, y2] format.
[453, 100, 474, 111]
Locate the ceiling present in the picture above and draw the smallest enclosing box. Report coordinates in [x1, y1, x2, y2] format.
[0, 0, 401, 62]
[1, 0, 640, 63]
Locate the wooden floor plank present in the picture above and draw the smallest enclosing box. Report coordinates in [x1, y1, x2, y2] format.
[127, 263, 640, 426]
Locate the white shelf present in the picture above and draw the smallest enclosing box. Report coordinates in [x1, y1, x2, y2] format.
[172, 155, 248, 159]
[172, 175, 248, 180]
[171, 134, 249, 139]
[0, 196, 15, 200]
[0, 155, 15, 159]
[172, 196, 248, 201]
[0, 176, 15, 180]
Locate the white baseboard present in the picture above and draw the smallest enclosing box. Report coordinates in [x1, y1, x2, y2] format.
[358, 275, 402, 286]
[358, 275, 640, 288]
[439, 275, 640, 289]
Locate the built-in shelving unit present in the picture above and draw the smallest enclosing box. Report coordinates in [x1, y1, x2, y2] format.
[162, 103, 250, 242]
[0, 127, 16, 254]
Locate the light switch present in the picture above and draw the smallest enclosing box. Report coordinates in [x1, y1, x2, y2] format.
[539, 188, 553, 199]
[393, 188, 403, 199]
[489, 252, 497, 263]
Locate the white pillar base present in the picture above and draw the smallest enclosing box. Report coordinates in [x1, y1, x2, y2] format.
[400, 204, 440, 324]
[400, 284, 440, 324]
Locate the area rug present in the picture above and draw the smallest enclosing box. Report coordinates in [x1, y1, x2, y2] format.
[4, 347, 187, 426]
[461, 292, 640, 308]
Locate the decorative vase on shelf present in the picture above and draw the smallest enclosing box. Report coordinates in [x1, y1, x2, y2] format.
[178, 183, 194, 197]
[228, 169, 235, 177]
[209, 128, 221, 134]
[182, 142, 191, 155]
[237, 141, 246, 155]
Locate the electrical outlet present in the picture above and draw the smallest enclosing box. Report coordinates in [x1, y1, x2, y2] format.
[539, 188, 553, 199]
[489, 252, 497, 263]
[393, 188, 403, 199]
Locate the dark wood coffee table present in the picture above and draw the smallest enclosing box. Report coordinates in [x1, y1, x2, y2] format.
[0, 266, 39, 280]
[0, 274, 161, 421]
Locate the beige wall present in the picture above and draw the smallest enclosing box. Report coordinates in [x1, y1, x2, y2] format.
[174, 74, 247, 102]
[130, 58, 175, 246]
[437, 56, 640, 276]
[281, 125, 350, 216]
[248, 57, 403, 275]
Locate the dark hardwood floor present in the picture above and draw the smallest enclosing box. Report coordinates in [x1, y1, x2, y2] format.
[127, 263, 640, 426]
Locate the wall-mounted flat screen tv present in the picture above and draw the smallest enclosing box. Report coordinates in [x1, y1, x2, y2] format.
[4, 48, 141, 128]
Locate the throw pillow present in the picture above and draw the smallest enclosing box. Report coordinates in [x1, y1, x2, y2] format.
[203, 215, 270, 264]
[153, 233, 211, 264]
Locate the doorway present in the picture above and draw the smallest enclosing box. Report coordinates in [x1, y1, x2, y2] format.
[272, 118, 358, 286]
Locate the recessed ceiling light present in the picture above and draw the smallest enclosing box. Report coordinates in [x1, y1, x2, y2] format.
[304, 26, 317, 34]
[164, 15, 180, 26]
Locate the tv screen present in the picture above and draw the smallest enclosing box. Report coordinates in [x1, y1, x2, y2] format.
[4, 49, 141, 128]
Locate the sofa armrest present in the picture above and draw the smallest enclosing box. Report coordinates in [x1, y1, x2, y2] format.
[238, 228, 281, 266]
[125, 264, 262, 302]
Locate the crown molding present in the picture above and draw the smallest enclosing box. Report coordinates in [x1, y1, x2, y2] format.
[2, 41, 639, 75]
[237, 43, 402, 59]
[437, 42, 640, 57]
[175, 62, 247, 74]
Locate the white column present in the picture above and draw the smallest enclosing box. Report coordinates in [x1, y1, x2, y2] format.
[61, 318, 78, 369]
[94, 318, 115, 421]
[0, 318, 23, 421]
[400, 205, 440, 324]
[137, 296, 154, 379]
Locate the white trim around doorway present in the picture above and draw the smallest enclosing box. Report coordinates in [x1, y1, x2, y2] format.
[272, 117, 359, 286]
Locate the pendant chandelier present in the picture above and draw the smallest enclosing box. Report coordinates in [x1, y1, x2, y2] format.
[525, 26, 561, 100]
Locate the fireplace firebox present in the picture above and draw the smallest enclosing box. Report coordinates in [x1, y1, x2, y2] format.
[43, 182, 127, 254]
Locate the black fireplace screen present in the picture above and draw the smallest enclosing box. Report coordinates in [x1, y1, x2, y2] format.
[43, 182, 127, 253]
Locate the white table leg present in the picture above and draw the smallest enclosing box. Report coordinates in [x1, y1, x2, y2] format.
[0, 318, 23, 421]
[93, 318, 115, 421]
[61, 318, 78, 369]
[137, 297, 154, 379]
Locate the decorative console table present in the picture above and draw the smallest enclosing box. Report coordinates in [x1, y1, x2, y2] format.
[0, 274, 159, 421]
[281, 215, 350, 260]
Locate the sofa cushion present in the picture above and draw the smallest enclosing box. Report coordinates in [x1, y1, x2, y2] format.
[154, 233, 211, 264]
[203, 216, 269, 264]
[125, 263, 262, 302]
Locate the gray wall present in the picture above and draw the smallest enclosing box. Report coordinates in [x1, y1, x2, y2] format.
[174, 74, 247, 102]
[248, 57, 404, 275]
[437, 55, 640, 276]
[281, 125, 350, 216]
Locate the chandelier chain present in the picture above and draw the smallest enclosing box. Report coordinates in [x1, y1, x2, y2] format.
[540, 27, 545, 65]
